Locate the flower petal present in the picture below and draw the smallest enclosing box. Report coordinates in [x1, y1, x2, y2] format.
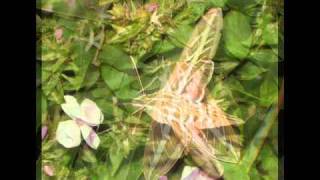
[181, 166, 199, 180]
[43, 165, 54, 176]
[42, 126, 48, 140]
[56, 120, 81, 148]
[54, 28, 63, 42]
[61, 95, 82, 120]
[181, 166, 216, 180]
[80, 98, 103, 126]
[79, 124, 100, 149]
[159, 176, 168, 180]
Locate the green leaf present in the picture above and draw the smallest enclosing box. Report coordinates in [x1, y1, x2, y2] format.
[248, 49, 278, 67]
[95, 99, 114, 117]
[70, 43, 94, 89]
[91, 87, 112, 98]
[223, 163, 250, 180]
[236, 62, 266, 80]
[208, 0, 228, 7]
[109, 145, 124, 176]
[112, 148, 144, 180]
[115, 84, 139, 100]
[90, 163, 111, 180]
[259, 72, 278, 107]
[101, 65, 134, 91]
[99, 45, 132, 70]
[249, 167, 263, 180]
[241, 105, 278, 172]
[82, 66, 100, 89]
[167, 24, 193, 48]
[40, 0, 101, 20]
[150, 40, 177, 55]
[224, 77, 262, 105]
[227, 0, 259, 10]
[109, 23, 147, 44]
[215, 61, 240, 75]
[173, 2, 207, 25]
[255, 144, 278, 180]
[209, 80, 235, 109]
[223, 11, 252, 59]
[263, 23, 278, 45]
[80, 148, 97, 163]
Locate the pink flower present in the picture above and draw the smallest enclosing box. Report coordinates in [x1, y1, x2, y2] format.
[41, 126, 48, 140]
[183, 167, 216, 180]
[43, 165, 54, 176]
[159, 176, 168, 180]
[54, 28, 63, 43]
[145, 3, 159, 13]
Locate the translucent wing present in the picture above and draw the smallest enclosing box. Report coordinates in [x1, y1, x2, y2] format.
[134, 92, 182, 125]
[56, 120, 81, 148]
[182, 60, 214, 102]
[199, 98, 243, 163]
[165, 60, 214, 102]
[80, 98, 104, 126]
[186, 127, 224, 179]
[205, 126, 242, 163]
[179, 8, 223, 64]
[143, 122, 185, 180]
[195, 98, 244, 129]
[164, 8, 223, 97]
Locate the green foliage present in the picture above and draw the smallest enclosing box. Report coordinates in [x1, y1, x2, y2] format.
[236, 62, 266, 80]
[223, 10, 253, 60]
[38, 0, 282, 179]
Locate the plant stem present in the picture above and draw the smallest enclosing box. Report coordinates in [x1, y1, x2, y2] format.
[240, 79, 283, 172]
[92, 26, 105, 66]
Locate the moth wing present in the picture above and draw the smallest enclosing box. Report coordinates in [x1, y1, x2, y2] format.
[80, 98, 103, 126]
[144, 122, 185, 180]
[61, 95, 82, 120]
[79, 124, 100, 149]
[199, 98, 242, 163]
[56, 120, 81, 148]
[205, 126, 242, 163]
[195, 98, 244, 129]
[164, 61, 189, 93]
[194, 60, 215, 88]
[183, 60, 214, 102]
[179, 8, 223, 63]
[166, 60, 214, 103]
[187, 129, 224, 179]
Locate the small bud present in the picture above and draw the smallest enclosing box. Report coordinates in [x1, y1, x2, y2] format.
[54, 28, 63, 43]
[145, 3, 159, 13]
[41, 126, 48, 140]
[43, 165, 54, 176]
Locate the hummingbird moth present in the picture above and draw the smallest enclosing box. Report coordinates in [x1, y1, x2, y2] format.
[132, 8, 244, 180]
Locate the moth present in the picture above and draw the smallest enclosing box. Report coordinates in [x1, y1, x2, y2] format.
[132, 8, 243, 180]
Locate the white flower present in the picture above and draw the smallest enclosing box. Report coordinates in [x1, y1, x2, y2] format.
[56, 95, 104, 149]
